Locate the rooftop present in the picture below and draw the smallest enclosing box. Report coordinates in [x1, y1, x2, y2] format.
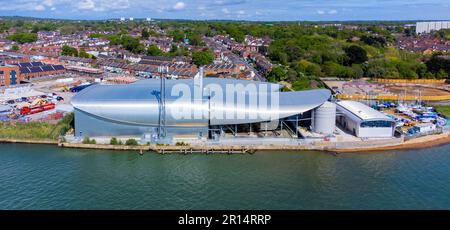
[336, 100, 393, 121]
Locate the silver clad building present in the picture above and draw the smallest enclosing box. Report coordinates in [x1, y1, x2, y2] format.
[71, 78, 332, 140]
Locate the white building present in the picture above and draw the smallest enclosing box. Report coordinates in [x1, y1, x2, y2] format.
[416, 21, 450, 34]
[336, 101, 395, 138]
[415, 123, 436, 134]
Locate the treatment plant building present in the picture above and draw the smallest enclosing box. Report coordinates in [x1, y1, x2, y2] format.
[71, 77, 336, 142]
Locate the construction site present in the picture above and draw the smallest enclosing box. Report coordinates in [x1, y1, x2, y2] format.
[324, 78, 450, 101]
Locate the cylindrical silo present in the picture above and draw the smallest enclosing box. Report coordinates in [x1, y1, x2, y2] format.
[313, 102, 336, 135]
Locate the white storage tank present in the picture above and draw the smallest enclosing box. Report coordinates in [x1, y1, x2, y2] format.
[313, 101, 336, 135]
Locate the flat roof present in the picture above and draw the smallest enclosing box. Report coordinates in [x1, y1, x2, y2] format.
[336, 100, 393, 122]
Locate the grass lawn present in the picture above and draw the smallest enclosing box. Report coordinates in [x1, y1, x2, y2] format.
[0, 113, 73, 140]
[434, 105, 450, 118]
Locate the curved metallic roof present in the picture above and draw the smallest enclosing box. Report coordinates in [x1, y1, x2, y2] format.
[71, 78, 330, 127]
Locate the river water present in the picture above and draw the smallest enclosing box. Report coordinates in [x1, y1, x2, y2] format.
[1, 143, 450, 210]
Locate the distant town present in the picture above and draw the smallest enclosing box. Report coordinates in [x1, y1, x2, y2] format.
[0, 17, 450, 152]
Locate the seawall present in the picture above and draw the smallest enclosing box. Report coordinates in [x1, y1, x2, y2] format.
[1, 133, 449, 153]
[0, 138, 58, 145]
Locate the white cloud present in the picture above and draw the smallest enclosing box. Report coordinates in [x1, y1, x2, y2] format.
[328, 9, 338, 14]
[74, 0, 130, 12]
[43, 0, 54, 7]
[78, 0, 95, 10]
[35, 5, 45, 11]
[222, 8, 230, 14]
[173, 2, 186, 10]
[237, 10, 245, 15]
[317, 9, 338, 15]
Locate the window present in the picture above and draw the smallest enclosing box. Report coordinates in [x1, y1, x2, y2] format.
[360, 120, 393, 128]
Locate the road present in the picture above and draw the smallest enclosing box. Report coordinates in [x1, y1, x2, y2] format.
[204, 37, 267, 82]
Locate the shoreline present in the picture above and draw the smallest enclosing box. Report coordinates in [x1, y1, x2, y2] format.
[0, 138, 58, 145]
[1, 133, 450, 153]
[333, 132, 450, 153]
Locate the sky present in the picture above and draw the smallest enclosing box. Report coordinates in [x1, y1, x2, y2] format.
[0, 0, 449, 21]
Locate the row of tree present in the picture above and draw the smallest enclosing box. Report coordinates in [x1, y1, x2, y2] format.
[6, 32, 38, 44]
[61, 45, 95, 59]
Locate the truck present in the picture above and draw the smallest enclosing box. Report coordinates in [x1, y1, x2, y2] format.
[20, 103, 56, 116]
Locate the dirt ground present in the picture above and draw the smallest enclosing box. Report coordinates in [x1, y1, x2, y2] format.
[384, 85, 449, 96]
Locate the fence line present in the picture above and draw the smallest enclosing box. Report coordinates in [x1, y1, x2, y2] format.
[376, 79, 447, 84]
[336, 94, 450, 101]
[404, 128, 444, 141]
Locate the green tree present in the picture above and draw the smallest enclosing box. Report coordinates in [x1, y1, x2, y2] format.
[141, 28, 150, 39]
[187, 33, 204, 46]
[11, 45, 19, 51]
[120, 35, 144, 54]
[436, 69, 448, 79]
[61, 45, 78, 57]
[110, 137, 119, 145]
[291, 78, 311, 91]
[396, 61, 418, 79]
[6, 32, 38, 44]
[344, 45, 368, 65]
[293, 60, 322, 77]
[78, 48, 91, 58]
[426, 56, 450, 76]
[192, 50, 214, 66]
[168, 29, 185, 42]
[268, 50, 288, 65]
[125, 139, 138, 146]
[286, 69, 298, 82]
[146, 44, 163, 56]
[267, 66, 287, 82]
[360, 35, 387, 48]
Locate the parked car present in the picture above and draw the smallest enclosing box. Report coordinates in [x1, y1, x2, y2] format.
[70, 83, 97, 93]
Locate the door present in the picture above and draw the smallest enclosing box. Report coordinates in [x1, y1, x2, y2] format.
[9, 70, 17, 85]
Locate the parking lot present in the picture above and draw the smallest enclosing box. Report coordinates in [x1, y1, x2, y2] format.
[0, 75, 93, 122]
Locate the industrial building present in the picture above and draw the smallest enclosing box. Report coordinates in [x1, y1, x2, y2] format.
[71, 70, 397, 142]
[15, 62, 65, 80]
[0, 60, 65, 86]
[71, 76, 335, 142]
[336, 100, 395, 138]
[416, 21, 450, 34]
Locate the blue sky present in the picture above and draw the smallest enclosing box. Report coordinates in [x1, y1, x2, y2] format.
[0, 0, 449, 21]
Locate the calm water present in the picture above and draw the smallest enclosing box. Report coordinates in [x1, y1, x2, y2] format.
[1, 143, 450, 210]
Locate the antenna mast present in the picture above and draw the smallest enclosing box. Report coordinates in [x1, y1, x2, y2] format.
[155, 66, 167, 139]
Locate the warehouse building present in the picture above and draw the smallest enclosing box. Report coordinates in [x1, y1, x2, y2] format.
[15, 62, 65, 80]
[1, 61, 65, 86]
[416, 21, 450, 34]
[336, 100, 395, 138]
